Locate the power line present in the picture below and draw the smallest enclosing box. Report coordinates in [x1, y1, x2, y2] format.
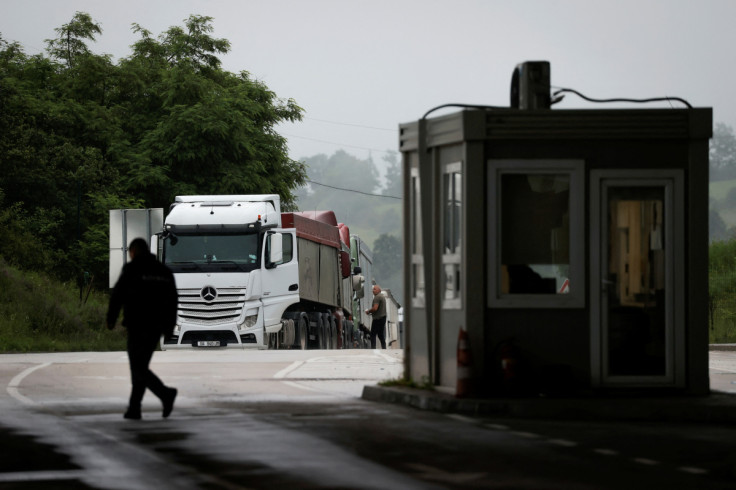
[304, 117, 397, 132]
[306, 179, 401, 200]
[281, 133, 396, 154]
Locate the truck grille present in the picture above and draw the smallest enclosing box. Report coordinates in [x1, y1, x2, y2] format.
[178, 288, 246, 325]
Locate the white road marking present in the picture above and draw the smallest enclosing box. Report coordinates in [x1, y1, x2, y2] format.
[7, 362, 52, 405]
[511, 431, 541, 439]
[373, 350, 401, 363]
[0, 470, 90, 482]
[405, 463, 487, 484]
[446, 414, 477, 424]
[281, 380, 329, 393]
[594, 448, 619, 456]
[633, 458, 660, 466]
[484, 423, 510, 430]
[548, 438, 578, 447]
[273, 360, 304, 378]
[679, 466, 709, 475]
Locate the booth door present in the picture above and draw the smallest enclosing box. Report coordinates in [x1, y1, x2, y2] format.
[590, 170, 685, 388]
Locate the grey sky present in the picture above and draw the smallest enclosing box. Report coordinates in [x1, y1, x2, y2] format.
[2, 0, 733, 163]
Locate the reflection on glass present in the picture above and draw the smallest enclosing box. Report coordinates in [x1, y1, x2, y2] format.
[444, 172, 462, 254]
[444, 263, 460, 300]
[411, 174, 422, 255]
[413, 263, 425, 302]
[501, 173, 570, 294]
[606, 188, 666, 376]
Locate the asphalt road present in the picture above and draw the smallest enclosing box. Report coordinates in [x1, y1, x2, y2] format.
[1, 348, 735, 489]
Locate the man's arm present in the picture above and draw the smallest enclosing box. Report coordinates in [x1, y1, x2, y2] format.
[106, 264, 130, 330]
[365, 298, 379, 315]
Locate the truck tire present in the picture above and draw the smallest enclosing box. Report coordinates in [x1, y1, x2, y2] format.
[319, 315, 327, 350]
[298, 316, 308, 350]
[344, 320, 353, 349]
[325, 313, 334, 349]
[329, 315, 337, 350]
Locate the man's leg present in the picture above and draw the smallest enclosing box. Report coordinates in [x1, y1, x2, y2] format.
[377, 317, 387, 349]
[370, 320, 378, 349]
[126, 338, 153, 418]
[127, 333, 176, 418]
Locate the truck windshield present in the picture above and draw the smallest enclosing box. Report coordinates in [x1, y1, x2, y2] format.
[164, 233, 260, 273]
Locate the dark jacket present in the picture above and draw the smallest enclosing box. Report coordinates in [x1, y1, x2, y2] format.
[107, 252, 178, 336]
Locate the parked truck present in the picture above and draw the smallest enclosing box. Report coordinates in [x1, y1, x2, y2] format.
[143, 195, 370, 350]
[348, 235, 373, 348]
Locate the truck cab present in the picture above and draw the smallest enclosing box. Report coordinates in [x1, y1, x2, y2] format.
[156, 195, 298, 349]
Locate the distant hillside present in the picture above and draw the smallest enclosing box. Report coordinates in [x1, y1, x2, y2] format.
[710, 179, 736, 202]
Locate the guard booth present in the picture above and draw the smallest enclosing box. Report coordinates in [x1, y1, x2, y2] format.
[400, 95, 712, 396]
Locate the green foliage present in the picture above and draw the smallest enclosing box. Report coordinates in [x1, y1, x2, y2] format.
[0, 13, 305, 285]
[711, 123, 736, 182]
[378, 376, 434, 391]
[295, 150, 403, 300]
[0, 258, 126, 352]
[709, 239, 736, 343]
[373, 233, 403, 303]
[45, 12, 102, 69]
[382, 152, 402, 198]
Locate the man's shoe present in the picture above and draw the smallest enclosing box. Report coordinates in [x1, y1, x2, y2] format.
[124, 409, 141, 420]
[162, 388, 177, 418]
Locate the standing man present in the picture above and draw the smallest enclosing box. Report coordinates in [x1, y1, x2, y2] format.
[365, 284, 387, 349]
[107, 237, 178, 420]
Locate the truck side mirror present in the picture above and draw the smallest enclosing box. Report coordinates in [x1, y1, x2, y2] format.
[267, 232, 283, 268]
[352, 274, 365, 297]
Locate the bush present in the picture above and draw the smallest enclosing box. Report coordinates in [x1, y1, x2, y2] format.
[0, 258, 126, 352]
[710, 239, 736, 343]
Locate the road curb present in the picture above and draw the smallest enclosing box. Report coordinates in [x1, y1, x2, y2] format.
[362, 385, 736, 424]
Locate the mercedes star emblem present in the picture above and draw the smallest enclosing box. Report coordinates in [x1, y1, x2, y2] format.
[201, 286, 217, 302]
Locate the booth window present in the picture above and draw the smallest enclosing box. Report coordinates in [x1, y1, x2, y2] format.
[410, 167, 425, 306]
[488, 160, 584, 308]
[443, 162, 462, 309]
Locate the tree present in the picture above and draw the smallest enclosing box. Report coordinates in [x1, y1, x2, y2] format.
[382, 151, 402, 198]
[372, 233, 403, 304]
[710, 209, 730, 243]
[710, 123, 736, 181]
[45, 12, 102, 69]
[0, 13, 307, 284]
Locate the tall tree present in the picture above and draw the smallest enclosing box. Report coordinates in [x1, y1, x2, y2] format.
[45, 12, 102, 69]
[382, 151, 402, 198]
[372, 233, 403, 304]
[0, 14, 307, 285]
[710, 123, 736, 181]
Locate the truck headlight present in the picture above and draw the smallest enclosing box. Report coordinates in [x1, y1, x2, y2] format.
[241, 314, 258, 330]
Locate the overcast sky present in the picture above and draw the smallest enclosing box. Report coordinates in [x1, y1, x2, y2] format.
[2, 0, 733, 164]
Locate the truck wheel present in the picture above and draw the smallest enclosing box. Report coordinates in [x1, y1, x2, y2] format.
[319, 315, 327, 350]
[344, 320, 353, 349]
[298, 317, 308, 350]
[330, 315, 337, 350]
[326, 314, 334, 349]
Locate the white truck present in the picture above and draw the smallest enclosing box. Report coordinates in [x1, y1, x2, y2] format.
[135, 194, 368, 349]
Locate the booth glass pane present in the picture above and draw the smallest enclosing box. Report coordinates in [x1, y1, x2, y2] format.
[606, 187, 666, 376]
[500, 173, 570, 295]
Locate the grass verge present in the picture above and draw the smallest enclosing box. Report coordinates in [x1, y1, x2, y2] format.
[0, 258, 127, 352]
